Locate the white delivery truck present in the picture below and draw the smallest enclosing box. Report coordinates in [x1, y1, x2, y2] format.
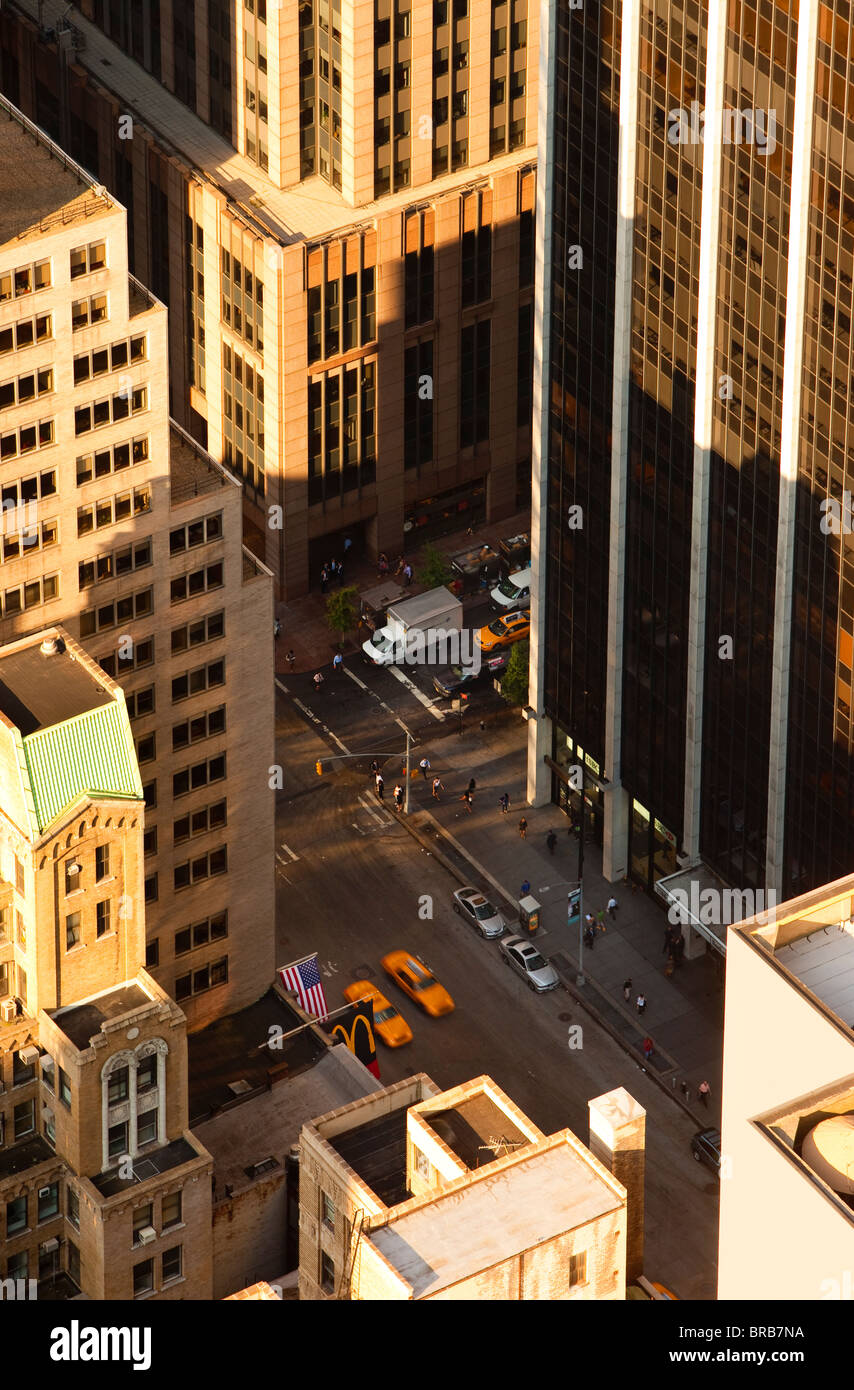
[490, 566, 532, 612]
[361, 586, 463, 666]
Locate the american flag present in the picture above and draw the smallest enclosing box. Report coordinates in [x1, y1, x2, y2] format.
[278, 954, 329, 1020]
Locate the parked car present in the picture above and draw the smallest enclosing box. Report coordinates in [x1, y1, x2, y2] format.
[490, 566, 532, 612]
[691, 1128, 722, 1174]
[381, 951, 455, 1016]
[431, 653, 507, 698]
[476, 610, 531, 653]
[452, 887, 506, 939]
[498, 935, 559, 991]
[342, 979, 413, 1048]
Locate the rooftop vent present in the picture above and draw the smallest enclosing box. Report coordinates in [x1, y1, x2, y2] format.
[227, 1079, 253, 1097]
[245, 1157, 280, 1180]
[40, 636, 65, 656]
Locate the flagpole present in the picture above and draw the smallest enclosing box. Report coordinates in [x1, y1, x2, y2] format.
[256, 998, 361, 1048]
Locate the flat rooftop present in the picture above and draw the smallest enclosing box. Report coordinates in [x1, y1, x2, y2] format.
[188, 986, 327, 1123]
[169, 421, 240, 507]
[19, 0, 535, 246]
[0, 1134, 55, 1181]
[93, 1137, 199, 1197]
[743, 876, 854, 1028]
[0, 639, 113, 736]
[0, 98, 112, 245]
[52, 983, 151, 1050]
[196, 1046, 381, 1200]
[329, 1108, 411, 1208]
[370, 1138, 623, 1298]
[424, 1094, 530, 1169]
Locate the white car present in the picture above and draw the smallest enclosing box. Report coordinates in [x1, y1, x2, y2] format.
[452, 887, 506, 939]
[499, 935, 560, 991]
[490, 566, 532, 612]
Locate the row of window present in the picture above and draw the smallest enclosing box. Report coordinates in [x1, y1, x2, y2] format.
[133, 1246, 183, 1295]
[0, 572, 58, 616]
[77, 485, 151, 536]
[79, 538, 152, 590]
[170, 561, 224, 604]
[63, 843, 112, 896]
[73, 334, 147, 384]
[74, 386, 148, 436]
[76, 436, 149, 484]
[0, 312, 52, 355]
[0, 418, 54, 460]
[66, 898, 113, 949]
[174, 910, 228, 957]
[0, 519, 57, 565]
[99, 637, 154, 677]
[169, 512, 223, 554]
[79, 584, 152, 637]
[0, 367, 53, 410]
[70, 241, 107, 279]
[0, 260, 51, 302]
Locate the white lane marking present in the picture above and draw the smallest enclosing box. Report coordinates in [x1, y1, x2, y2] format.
[278, 841, 299, 863]
[345, 666, 418, 734]
[289, 695, 351, 754]
[351, 822, 364, 834]
[358, 794, 390, 827]
[388, 665, 445, 720]
[275, 678, 290, 696]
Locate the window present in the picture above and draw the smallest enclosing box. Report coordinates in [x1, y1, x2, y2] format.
[37, 1182, 59, 1223]
[174, 911, 228, 956]
[460, 319, 491, 447]
[96, 900, 111, 938]
[7, 1249, 27, 1281]
[65, 912, 82, 951]
[173, 799, 227, 845]
[173, 846, 228, 890]
[44, 1107, 56, 1150]
[95, 845, 110, 881]
[162, 1245, 182, 1283]
[519, 208, 534, 287]
[6, 1195, 27, 1236]
[0, 314, 52, 354]
[76, 436, 148, 484]
[171, 659, 225, 704]
[0, 419, 55, 461]
[320, 1251, 335, 1294]
[133, 1258, 154, 1297]
[132, 1202, 153, 1244]
[145, 939, 160, 968]
[321, 1193, 335, 1230]
[108, 1067, 129, 1105]
[171, 612, 225, 653]
[109, 1120, 129, 1158]
[162, 1192, 182, 1230]
[70, 242, 107, 278]
[74, 388, 148, 437]
[137, 1110, 158, 1146]
[67, 1188, 80, 1231]
[137, 1056, 157, 1092]
[14, 1099, 35, 1139]
[0, 366, 54, 409]
[172, 706, 226, 751]
[59, 1068, 71, 1108]
[569, 1251, 588, 1288]
[461, 224, 492, 306]
[41, 1053, 56, 1092]
[173, 753, 226, 798]
[0, 259, 51, 301]
[169, 562, 224, 604]
[174, 956, 228, 999]
[13, 1050, 35, 1086]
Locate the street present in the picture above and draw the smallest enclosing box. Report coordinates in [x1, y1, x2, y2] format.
[275, 685, 719, 1300]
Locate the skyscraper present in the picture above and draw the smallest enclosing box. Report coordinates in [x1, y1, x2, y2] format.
[1, 0, 539, 597]
[529, 0, 854, 905]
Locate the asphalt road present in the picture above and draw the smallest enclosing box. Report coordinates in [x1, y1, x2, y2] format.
[275, 687, 719, 1300]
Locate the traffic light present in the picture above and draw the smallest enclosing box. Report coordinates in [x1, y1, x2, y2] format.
[315, 760, 323, 775]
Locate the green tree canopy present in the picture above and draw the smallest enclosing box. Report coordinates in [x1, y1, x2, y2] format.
[326, 585, 359, 646]
[500, 639, 530, 706]
[416, 542, 454, 590]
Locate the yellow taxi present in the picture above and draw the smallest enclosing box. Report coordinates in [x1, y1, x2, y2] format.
[381, 951, 455, 1017]
[342, 979, 413, 1048]
[476, 609, 531, 653]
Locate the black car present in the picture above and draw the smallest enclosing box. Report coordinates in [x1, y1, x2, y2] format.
[432, 654, 507, 698]
[691, 1128, 721, 1174]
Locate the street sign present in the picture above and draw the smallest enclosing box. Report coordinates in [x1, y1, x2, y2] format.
[567, 886, 581, 927]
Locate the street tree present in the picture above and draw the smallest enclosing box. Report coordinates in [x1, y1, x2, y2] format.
[500, 639, 529, 706]
[417, 542, 453, 590]
[326, 585, 359, 649]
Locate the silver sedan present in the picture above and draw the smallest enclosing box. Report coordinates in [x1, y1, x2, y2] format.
[452, 887, 506, 939]
[499, 935, 560, 991]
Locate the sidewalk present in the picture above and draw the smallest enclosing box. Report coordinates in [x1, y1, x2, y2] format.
[394, 718, 725, 1128]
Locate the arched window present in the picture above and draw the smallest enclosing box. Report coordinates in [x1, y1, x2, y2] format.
[100, 1041, 169, 1171]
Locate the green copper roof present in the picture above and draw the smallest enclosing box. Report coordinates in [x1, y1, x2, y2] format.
[22, 701, 144, 832]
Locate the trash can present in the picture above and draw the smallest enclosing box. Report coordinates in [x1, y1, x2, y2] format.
[519, 894, 541, 935]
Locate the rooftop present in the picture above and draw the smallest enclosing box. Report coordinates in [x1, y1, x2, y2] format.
[740, 873, 854, 1029]
[369, 1136, 624, 1298]
[51, 982, 152, 1049]
[187, 986, 328, 1124]
[423, 1094, 530, 1169]
[0, 96, 112, 246]
[0, 638, 113, 736]
[196, 1046, 381, 1200]
[0, 1134, 56, 1181]
[328, 1107, 411, 1208]
[169, 420, 240, 507]
[92, 1137, 199, 1197]
[16, 0, 535, 247]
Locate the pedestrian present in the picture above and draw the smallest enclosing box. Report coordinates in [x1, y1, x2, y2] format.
[313, 672, 324, 694]
[460, 790, 473, 813]
[607, 895, 618, 918]
[419, 756, 431, 780]
[546, 830, 557, 855]
[636, 992, 647, 1015]
[585, 912, 595, 932]
[432, 776, 444, 799]
[622, 978, 632, 1003]
[519, 816, 527, 839]
[320, 566, 328, 593]
[336, 560, 344, 586]
[680, 1080, 691, 1102]
[393, 784, 404, 811]
[479, 563, 489, 589]
[674, 933, 685, 964]
[286, 649, 296, 672]
[333, 652, 343, 672]
[642, 1036, 654, 1063]
[402, 562, 412, 587]
[344, 535, 353, 555]
[520, 879, 531, 897]
[467, 777, 476, 796]
[375, 773, 385, 801]
[584, 925, 595, 951]
[698, 1080, 711, 1108]
[499, 792, 510, 814]
[274, 618, 281, 639]
[378, 552, 389, 577]
[596, 908, 606, 932]
[370, 759, 380, 777]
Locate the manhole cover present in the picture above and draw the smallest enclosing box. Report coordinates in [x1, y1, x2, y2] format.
[558, 1011, 574, 1022]
[353, 964, 375, 978]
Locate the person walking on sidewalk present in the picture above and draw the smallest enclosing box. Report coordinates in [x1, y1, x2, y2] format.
[596, 908, 606, 932]
[623, 978, 632, 1003]
[585, 912, 595, 933]
[636, 992, 647, 1016]
[520, 879, 531, 898]
[274, 618, 281, 640]
[698, 1080, 711, 1108]
[393, 784, 404, 812]
[333, 652, 343, 672]
[546, 830, 557, 855]
[518, 816, 528, 839]
[375, 773, 385, 802]
[370, 759, 380, 777]
[419, 756, 431, 780]
[432, 776, 444, 799]
[467, 777, 477, 797]
[313, 672, 325, 695]
[607, 895, 618, 918]
[680, 1080, 691, 1102]
[286, 649, 296, 672]
[320, 565, 329, 593]
[499, 792, 510, 814]
[642, 1036, 654, 1063]
[460, 790, 473, 814]
[584, 924, 595, 951]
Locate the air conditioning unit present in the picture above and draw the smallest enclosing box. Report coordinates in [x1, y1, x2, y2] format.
[19, 1045, 39, 1065]
[1, 999, 17, 1023]
[137, 1227, 157, 1246]
[38, 1186, 52, 1199]
[41, 1238, 59, 1254]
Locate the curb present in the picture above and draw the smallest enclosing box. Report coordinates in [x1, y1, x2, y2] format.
[396, 802, 710, 1130]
